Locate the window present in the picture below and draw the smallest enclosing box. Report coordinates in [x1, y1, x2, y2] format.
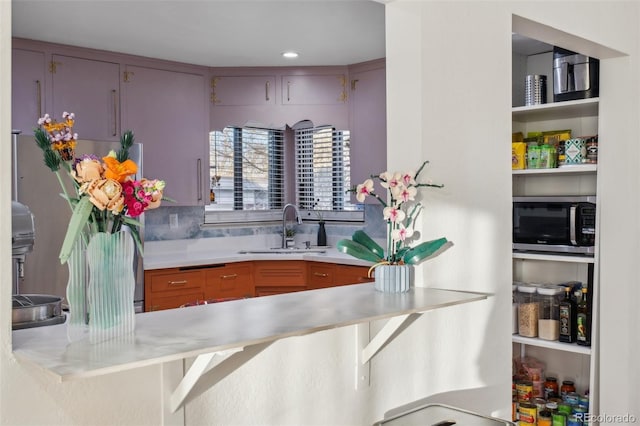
[205, 123, 363, 224]
[294, 124, 356, 212]
[208, 127, 284, 211]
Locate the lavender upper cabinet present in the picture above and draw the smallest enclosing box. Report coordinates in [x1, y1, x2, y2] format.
[211, 76, 276, 106]
[12, 49, 46, 135]
[121, 65, 207, 206]
[281, 74, 348, 105]
[50, 55, 120, 141]
[348, 62, 386, 203]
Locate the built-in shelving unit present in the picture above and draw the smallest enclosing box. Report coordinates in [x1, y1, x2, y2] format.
[512, 36, 600, 412]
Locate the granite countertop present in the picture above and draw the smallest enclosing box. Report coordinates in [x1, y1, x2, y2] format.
[144, 235, 374, 270]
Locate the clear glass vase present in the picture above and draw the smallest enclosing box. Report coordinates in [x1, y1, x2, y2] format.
[86, 230, 136, 343]
[374, 264, 413, 293]
[66, 237, 89, 342]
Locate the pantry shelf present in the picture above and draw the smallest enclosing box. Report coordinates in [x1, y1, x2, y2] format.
[512, 165, 597, 176]
[512, 98, 599, 122]
[512, 252, 595, 264]
[512, 335, 591, 355]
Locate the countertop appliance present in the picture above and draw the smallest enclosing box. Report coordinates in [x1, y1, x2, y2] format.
[11, 130, 145, 312]
[553, 46, 599, 102]
[513, 195, 596, 255]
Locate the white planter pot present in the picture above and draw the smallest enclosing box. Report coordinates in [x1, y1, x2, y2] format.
[374, 264, 412, 293]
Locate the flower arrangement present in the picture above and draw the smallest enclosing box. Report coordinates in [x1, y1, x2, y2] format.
[35, 112, 166, 263]
[337, 160, 452, 266]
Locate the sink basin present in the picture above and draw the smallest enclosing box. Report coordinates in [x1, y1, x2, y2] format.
[238, 247, 327, 254]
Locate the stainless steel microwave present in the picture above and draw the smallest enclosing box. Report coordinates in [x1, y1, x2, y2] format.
[513, 196, 596, 255]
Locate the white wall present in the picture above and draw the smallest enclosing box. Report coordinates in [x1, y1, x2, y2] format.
[1, 1, 638, 425]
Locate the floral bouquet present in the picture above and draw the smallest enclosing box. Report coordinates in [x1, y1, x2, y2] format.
[35, 112, 166, 263]
[337, 160, 453, 267]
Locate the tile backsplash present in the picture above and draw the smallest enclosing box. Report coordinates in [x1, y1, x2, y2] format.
[144, 204, 386, 244]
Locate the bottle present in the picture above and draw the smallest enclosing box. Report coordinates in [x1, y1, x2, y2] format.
[559, 286, 577, 343]
[560, 380, 576, 398]
[577, 287, 591, 346]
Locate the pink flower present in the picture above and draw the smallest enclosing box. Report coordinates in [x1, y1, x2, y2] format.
[401, 171, 415, 187]
[383, 206, 406, 223]
[391, 224, 414, 242]
[395, 185, 417, 203]
[356, 179, 374, 202]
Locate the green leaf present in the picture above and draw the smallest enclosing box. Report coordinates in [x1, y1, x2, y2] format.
[336, 239, 383, 263]
[351, 230, 385, 259]
[59, 197, 94, 264]
[402, 237, 453, 265]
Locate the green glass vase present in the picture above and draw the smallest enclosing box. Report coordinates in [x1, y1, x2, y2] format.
[66, 238, 89, 342]
[86, 230, 136, 343]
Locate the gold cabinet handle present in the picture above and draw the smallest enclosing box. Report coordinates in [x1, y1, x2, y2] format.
[197, 158, 203, 202]
[313, 272, 329, 278]
[221, 273, 238, 280]
[36, 80, 42, 118]
[168, 280, 188, 286]
[265, 81, 270, 101]
[111, 89, 117, 136]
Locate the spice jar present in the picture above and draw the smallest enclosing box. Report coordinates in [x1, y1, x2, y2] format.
[537, 286, 563, 340]
[517, 284, 539, 337]
[561, 380, 576, 398]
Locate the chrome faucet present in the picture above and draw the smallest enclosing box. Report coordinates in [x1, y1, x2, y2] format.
[282, 203, 302, 248]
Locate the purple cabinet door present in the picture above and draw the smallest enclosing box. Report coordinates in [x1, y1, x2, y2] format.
[282, 74, 347, 105]
[121, 65, 207, 206]
[212, 75, 276, 106]
[348, 66, 386, 204]
[12, 48, 46, 135]
[51, 54, 120, 141]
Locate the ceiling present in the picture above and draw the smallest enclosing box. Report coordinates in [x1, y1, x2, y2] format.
[12, 0, 386, 68]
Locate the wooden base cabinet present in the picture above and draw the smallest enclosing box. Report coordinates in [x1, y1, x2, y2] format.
[204, 262, 253, 300]
[253, 260, 307, 296]
[144, 268, 205, 312]
[145, 261, 373, 311]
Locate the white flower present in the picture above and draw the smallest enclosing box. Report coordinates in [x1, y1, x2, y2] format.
[391, 224, 414, 242]
[383, 206, 405, 223]
[356, 179, 374, 202]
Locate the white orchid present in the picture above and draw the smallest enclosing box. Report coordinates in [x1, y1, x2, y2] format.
[355, 179, 374, 202]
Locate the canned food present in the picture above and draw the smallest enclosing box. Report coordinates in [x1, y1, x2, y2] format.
[519, 402, 537, 424]
[558, 402, 573, 415]
[567, 414, 583, 426]
[553, 412, 568, 426]
[565, 392, 580, 406]
[539, 410, 553, 426]
[578, 395, 589, 409]
[516, 380, 534, 402]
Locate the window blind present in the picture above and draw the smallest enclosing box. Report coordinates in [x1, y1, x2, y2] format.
[294, 126, 352, 211]
[210, 127, 284, 210]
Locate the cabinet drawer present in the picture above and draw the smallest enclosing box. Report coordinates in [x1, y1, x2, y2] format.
[334, 265, 373, 286]
[253, 261, 307, 286]
[146, 291, 205, 312]
[205, 263, 253, 299]
[308, 262, 335, 289]
[146, 269, 205, 293]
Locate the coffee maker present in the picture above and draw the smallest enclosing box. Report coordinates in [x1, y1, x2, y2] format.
[553, 46, 599, 102]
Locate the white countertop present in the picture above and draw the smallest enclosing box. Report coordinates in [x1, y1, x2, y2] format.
[12, 283, 489, 381]
[144, 236, 374, 270]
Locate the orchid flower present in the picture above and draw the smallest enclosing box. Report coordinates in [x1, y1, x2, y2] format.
[383, 206, 406, 223]
[356, 179, 374, 202]
[391, 224, 414, 242]
[380, 171, 402, 190]
[401, 171, 416, 187]
[395, 185, 417, 203]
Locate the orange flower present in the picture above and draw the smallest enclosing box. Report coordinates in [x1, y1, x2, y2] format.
[103, 156, 138, 183]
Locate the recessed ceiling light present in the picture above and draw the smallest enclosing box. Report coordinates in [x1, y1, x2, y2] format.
[282, 51, 299, 59]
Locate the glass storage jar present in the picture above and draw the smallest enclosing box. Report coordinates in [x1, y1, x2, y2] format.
[537, 285, 564, 341]
[512, 283, 519, 334]
[517, 284, 539, 337]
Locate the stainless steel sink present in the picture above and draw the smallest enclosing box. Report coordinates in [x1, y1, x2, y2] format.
[238, 247, 327, 254]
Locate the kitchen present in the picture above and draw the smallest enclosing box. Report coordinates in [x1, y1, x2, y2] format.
[2, 2, 639, 426]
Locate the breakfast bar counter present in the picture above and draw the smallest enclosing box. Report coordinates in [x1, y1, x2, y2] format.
[12, 283, 489, 423]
